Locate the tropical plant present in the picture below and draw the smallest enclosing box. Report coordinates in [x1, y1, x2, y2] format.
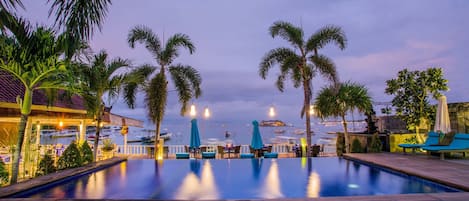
[124, 25, 202, 156]
[0, 15, 76, 183]
[314, 81, 372, 153]
[75, 50, 130, 162]
[57, 142, 82, 170]
[259, 21, 346, 156]
[36, 152, 56, 176]
[101, 138, 114, 151]
[385, 68, 448, 142]
[368, 133, 382, 153]
[0, 158, 8, 185]
[0, 0, 24, 34]
[351, 138, 364, 153]
[80, 141, 93, 164]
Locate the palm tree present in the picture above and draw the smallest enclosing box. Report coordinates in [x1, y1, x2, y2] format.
[0, 17, 73, 184]
[124, 25, 202, 157]
[314, 81, 372, 153]
[76, 50, 130, 162]
[259, 21, 346, 156]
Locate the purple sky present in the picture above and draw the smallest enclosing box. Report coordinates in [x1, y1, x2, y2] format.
[22, 0, 469, 126]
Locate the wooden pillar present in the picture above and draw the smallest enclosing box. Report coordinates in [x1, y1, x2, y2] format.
[35, 121, 41, 145]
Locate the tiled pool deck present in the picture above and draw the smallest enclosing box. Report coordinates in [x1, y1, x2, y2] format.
[1, 153, 469, 200]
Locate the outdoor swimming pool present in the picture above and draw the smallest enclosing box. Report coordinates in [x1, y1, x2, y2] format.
[13, 157, 460, 199]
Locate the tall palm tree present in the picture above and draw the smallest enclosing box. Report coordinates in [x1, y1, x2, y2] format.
[259, 21, 346, 156]
[76, 50, 130, 162]
[314, 81, 372, 153]
[124, 25, 202, 157]
[0, 17, 73, 184]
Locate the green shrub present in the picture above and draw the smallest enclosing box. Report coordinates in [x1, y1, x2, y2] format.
[80, 142, 93, 164]
[0, 158, 9, 185]
[36, 153, 56, 176]
[57, 142, 82, 170]
[404, 135, 418, 144]
[351, 138, 364, 153]
[336, 133, 345, 156]
[368, 133, 383, 153]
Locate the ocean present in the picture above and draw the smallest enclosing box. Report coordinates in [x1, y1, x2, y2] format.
[40, 119, 367, 146]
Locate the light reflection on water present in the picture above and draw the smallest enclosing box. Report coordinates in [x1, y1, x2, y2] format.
[18, 158, 459, 199]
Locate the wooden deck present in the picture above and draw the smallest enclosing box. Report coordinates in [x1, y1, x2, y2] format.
[1, 153, 469, 200]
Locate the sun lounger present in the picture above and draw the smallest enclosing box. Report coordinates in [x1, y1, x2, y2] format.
[398, 131, 439, 153]
[240, 153, 254, 158]
[202, 152, 216, 159]
[421, 133, 469, 159]
[176, 145, 190, 159]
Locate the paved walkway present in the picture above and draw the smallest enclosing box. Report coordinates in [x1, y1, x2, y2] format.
[1, 154, 469, 200]
[344, 153, 469, 191]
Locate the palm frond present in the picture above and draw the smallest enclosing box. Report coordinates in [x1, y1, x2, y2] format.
[259, 47, 297, 79]
[310, 54, 339, 84]
[269, 21, 304, 48]
[48, 0, 111, 41]
[127, 25, 161, 56]
[169, 64, 202, 115]
[161, 33, 195, 64]
[122, 64, 156, 109]
[306, 25, 347, 52]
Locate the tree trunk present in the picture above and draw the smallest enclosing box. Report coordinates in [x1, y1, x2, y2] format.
[11, 88, 33, 184]
[10, 114, 27, 184]
[93, 119, 101, 162]
[154, 121, 161, 159]
[303, 81, 312, 157]
[342, 115, 350, 154]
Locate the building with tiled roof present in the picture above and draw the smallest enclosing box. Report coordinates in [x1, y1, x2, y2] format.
[0, 70, 142, 146]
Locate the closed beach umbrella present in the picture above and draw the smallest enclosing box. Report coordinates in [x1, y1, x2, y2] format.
[251, 120, 264, 150]
[190, 118, 201, 150]
[434, 95, 451, 134]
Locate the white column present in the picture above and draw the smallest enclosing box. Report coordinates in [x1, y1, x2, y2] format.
[35, 121, 41, 145]
[79, 120, 86, 144]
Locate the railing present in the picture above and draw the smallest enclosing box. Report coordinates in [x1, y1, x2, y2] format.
[116, 143, 337, 157]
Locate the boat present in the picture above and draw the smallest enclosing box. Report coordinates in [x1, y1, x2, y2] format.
[292, 129, 305, 135]
[270, 136, 298, 144]
[259, 120, 286, 127]
[274, 129, 286, 134]
[140, 132, 172, 144]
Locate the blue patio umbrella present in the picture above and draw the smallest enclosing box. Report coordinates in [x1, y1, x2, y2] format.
[190, 118, 201, 150]
[251, 120, 264, 150]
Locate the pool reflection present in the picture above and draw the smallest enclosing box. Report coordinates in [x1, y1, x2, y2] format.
[260, 159, 283, 199]
[18, 157, 459, 200]
[174, 160, 219, 200]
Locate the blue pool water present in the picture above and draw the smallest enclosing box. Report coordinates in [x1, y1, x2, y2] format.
[14, 158, 459, 199]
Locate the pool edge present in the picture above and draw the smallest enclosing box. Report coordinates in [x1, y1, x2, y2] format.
[0, 157, 127, 198]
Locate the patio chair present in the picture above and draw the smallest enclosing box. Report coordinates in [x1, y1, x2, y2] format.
[233, 145, 241, 158]
[240, 146, 255, 158]
[201, 146, 216, 159]
[398, 131, 440, 153]
[421, 133, 469, 160]
[263, 145, 278, 158]
[217, 145, 225, 159]
[175, 145, 190, 159]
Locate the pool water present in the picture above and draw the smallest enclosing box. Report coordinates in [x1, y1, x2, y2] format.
[14, 158, 459, 199]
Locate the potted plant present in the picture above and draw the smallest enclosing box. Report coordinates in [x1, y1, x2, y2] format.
[101, 139, 115, 159]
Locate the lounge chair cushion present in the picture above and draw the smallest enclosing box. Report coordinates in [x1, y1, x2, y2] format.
[398, 131, 440, 151]
[422, 134, 469, 151]
[240, 153, 254, 158]
[264, 152, 278, 158]
[176, 153, 190, 159]
[202, 152, 216, 159]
